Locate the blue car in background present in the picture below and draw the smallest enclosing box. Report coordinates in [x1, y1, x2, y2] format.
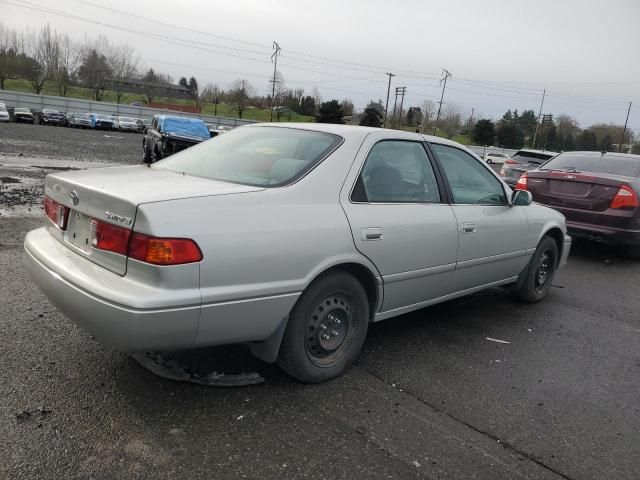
[142, 114, 211, 163]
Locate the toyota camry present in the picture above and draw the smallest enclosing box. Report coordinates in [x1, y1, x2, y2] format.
[24, 124, 571, 382]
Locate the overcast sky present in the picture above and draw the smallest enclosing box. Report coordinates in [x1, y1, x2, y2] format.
[2, 0, 639, 132]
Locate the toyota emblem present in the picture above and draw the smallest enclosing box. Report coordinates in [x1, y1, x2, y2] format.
[70, 190, 79, 205]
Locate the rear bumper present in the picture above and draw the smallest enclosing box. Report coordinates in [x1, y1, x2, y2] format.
[24, 227, 201, 352]
[24, 227, 298, 353]
[566, 221, 640, 247]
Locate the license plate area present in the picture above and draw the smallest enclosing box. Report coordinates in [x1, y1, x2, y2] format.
[66, 211, 92, 252]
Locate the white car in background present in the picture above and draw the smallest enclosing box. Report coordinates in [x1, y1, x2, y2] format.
[0, 103, 9, 122]
[484, 151, 510, 164]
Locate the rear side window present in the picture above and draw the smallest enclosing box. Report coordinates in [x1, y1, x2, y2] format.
[431, 143, 507, 205]
[513, 151, 555, 164]
[541, 152, 640, 178]
[155, 126, 342, 187]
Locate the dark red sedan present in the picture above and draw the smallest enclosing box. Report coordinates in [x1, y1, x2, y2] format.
[517, 151, 640, 257]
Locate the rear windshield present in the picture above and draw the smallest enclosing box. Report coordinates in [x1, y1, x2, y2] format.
[155, 126, 342, 187]
[513, 151, 555, 164]
[541, 152, 640, 178]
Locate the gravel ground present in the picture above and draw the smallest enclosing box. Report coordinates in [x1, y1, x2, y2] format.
[1, 124, 640, 479]
[0, 122, 141, 163]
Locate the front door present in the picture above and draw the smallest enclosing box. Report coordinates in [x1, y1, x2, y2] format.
[429, 143, 530, 292]
[341, 137, 459, 314]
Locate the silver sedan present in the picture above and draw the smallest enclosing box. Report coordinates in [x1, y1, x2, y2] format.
[24, 124, 571, 382]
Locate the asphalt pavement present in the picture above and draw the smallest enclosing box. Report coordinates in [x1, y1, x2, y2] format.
[1, 123, 639, 479]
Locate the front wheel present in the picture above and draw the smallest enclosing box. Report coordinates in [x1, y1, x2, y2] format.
[512, 236, 558, 303]
[277, 272, 369, 383]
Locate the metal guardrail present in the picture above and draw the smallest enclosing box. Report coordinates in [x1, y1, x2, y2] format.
[0, 89, 257, 127]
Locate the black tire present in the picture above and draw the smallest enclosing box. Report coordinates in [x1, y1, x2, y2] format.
[512, 236, 558, 303]
[152, 146, 162, 162]
[486, 159, 493, 164]
[277, 272, 369, 383]
[142, 140, 152, 163]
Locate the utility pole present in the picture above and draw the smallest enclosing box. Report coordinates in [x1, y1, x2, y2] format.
[383, 72, 395, 128]
[397, 86, 407, 128]
[391, 87, 400, 128]
[270, 41, 282, 122]
[618, 101, 632, 152]
[433, 69, 452, 135]
[467, 107, 474, 133]
[532, 89, 546, 149]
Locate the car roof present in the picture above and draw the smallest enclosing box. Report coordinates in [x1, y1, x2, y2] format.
[559, 151, 640, 160]
[515, 149, 559, 155]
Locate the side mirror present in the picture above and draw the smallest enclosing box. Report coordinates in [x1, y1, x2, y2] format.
[512, 189, 533, 206]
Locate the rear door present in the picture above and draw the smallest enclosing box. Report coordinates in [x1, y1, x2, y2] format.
[429, 143, 530, 291]
[341, 135, 459, 313]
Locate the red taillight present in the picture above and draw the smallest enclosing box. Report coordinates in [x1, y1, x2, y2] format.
[44, 196, 69, 230]
[610, 185, 639, 210]
[90, 218, 131, 255]
[505, 159, 519, 165]
[515, 173, 528, 191]
[128, 233, 202, 265]
[89, 218, 202, 265]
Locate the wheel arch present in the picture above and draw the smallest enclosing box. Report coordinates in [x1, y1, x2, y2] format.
[541, 226, 564, 264]
[248, 260, 382, 364]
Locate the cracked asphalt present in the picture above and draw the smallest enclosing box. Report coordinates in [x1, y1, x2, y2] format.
[1, 123, 639, 479]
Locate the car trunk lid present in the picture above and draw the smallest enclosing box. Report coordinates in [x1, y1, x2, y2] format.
[526, 170, 630, 213]
[45, 165, 263, 275]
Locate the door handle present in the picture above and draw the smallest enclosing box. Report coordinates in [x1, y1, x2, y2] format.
[361, 227, 383, 241]
[462, 223, 477, 234]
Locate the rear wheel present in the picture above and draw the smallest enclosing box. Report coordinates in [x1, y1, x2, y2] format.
[512, 236, 558, 303]
[486, 159, 493, 164]
[277, 272, 369, 383]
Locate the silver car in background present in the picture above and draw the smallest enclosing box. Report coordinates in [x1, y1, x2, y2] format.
[24, 124, 570, 382]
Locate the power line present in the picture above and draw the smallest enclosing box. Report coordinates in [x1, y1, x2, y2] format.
[532, 89, 546, 149]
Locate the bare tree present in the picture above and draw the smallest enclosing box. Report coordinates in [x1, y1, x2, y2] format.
[228, 79, 255, 118]
[201, 82, 223, 115]
[421, 100, 437, 131]
[341, 98, 355, 116]
[555, 113, 580, 138]
[312, 85, 322, 115]
[0, 23, 22, 90]
[54, 33, 78, 96]
[440, 105, 462, 139]
[108, 43, 138, 103]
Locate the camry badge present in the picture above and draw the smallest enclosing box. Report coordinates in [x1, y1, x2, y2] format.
[105, 211, 133, 226]
[70, 190, 79, 205]
[564, 175, 576, 180]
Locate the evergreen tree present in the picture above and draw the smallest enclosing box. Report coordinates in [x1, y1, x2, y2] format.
[600, 134, 613, 152]
[316, 100, 345, 124]
[502, 109, 513, 123]
[497, 122, 525, 148]
[577, 130, 598, 151]
[359, 106, 383, 127]
[179, 77, 188, 87]
[472, 119, 496, 146]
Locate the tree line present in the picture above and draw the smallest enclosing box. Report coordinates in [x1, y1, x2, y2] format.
[471, 109, 636, 152]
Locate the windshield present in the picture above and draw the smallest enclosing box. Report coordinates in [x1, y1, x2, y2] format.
[489, 153, 506, 157]
[541, 152, 640, 178]
[96, 114, 111, 120]
[513, 151, 556, 164]
[155, 126, 342, 187]
[119, 117, 135, 122]
[15, 108, 30, 113]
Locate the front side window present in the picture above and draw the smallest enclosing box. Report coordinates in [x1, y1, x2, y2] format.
[431, 143, 507, 205]
[352, 140, 440, 203]
[155, 126, 342, 187]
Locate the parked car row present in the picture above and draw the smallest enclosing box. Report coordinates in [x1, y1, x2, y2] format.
[0, 106, 150, 133]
